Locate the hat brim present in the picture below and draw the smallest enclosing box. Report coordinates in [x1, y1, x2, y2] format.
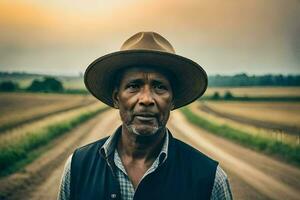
[84, 50, 207, 110]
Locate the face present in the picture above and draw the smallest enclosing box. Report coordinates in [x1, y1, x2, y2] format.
[113, 67, 174, 137]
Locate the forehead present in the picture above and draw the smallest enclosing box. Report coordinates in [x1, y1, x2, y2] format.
[119, 66, 172, 83]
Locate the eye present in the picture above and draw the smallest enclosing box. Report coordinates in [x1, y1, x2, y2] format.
[126, 83, 140, 91]
[156, 85, 167, 89]
[154, 84, 168, 92]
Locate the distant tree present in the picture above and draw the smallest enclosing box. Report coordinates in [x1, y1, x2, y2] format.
[224, 91, 233, 99]
[0, 81, 19, 91]
[232, 73, 249, 86]
[43, 77, 64, 91]
[27, 77, 64, 92]
[28, 80, 43, 91]
[211, 91, 220, 100]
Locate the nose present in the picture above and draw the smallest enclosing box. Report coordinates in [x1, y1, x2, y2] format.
[138, 85, 155, 107]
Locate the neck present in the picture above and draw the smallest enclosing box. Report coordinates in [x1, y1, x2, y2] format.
[117, 125, 166, 162]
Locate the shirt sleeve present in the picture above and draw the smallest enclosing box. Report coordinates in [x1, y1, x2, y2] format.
[57, 154, 72, 200]
[210, 165, 233, 200]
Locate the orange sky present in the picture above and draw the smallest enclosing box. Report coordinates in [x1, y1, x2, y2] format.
[0, 0, 299, 75]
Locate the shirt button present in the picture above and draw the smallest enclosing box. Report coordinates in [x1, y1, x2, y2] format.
[111, 193, 117, 199]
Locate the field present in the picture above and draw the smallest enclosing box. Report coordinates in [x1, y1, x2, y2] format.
[181, 105, 300, 166]
[201, 101, 300, 133]
[189, 101, 300, 145]
[184, 98, 300, 167]
[0, 92, 107, 176]
[0, 87, 300, 199]
[205, 86, 300, 97]
[0, 93, 97, 131]
[198, 87, 300, 147]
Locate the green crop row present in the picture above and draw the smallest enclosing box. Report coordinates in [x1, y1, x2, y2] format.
[180, 107, 300, 167]
[0, 107, 108, 177]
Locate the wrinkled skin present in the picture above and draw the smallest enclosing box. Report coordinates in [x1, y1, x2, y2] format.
[113, 67, 174, 140]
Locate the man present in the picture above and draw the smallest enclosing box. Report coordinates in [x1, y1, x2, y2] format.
[58, 32, 232, 200]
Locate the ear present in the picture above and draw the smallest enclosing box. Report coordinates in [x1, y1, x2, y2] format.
[112, 89, 119, 108]
[170, 100, 175, 110]
[170, 103, 175, 110]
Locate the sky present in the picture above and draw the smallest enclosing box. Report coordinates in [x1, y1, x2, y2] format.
[0, 0, 299, 76]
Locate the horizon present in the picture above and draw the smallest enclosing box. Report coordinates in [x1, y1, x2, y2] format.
[1, 70, 299, 78]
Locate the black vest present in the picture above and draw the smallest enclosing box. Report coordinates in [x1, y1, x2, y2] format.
[70, 132, 218, 200]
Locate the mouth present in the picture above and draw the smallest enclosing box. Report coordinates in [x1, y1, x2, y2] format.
[134, 113, 157, 122]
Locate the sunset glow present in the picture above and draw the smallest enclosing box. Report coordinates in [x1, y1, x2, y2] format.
[0, 0, 299, 75]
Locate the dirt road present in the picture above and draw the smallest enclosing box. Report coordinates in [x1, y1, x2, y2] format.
[28, 110, 121, 200]
[15, 109, 300, 200]
[168, 111, 300, 200]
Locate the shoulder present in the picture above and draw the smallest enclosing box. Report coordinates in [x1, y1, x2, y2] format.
[71, 136, 110, 167]
[73, 136, 109, 156]
[75, 136, 109, 152]
[172, 137, 218, 167]
[169, 137, 221, 197]
[57, 155, 73, 200]
[211, 166, 233, 200]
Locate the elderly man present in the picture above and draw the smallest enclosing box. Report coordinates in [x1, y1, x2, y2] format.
[58, 32, 232, 200]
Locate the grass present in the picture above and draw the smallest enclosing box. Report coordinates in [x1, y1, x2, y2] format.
[0, 106, 108, 177]
[180, 107, 300, 167]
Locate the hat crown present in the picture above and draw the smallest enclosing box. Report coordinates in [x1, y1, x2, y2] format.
[120, 32, 175, 53]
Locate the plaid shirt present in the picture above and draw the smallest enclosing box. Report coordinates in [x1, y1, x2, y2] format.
[58, 130, 232, 200]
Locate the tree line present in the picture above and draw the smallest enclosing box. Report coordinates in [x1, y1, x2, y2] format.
[208, 73, 300, 87]
[1, 72, 300, 92]
[0, 77, 63, 92]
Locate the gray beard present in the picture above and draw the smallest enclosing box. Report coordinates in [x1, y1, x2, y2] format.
[125, 123, 162, 137]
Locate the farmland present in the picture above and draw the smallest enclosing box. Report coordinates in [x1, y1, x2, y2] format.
[200, 101, 300, 135]
[182, 105, 300, 162]
[0, 92, 106, 177]
[0, 87, 300, 199]
[0, 93, 97, 131]
[189, 101, 300, 145]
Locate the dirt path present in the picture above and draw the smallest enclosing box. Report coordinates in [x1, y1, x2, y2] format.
[5, 109, 300, 200]
[199, 103, 300, 135]
[0, 109, 120, 200]
[168, 111, 300, 200]
[28, 110, 121, 200]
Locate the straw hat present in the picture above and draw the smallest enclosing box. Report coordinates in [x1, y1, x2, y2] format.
[84, 32, 207, 109]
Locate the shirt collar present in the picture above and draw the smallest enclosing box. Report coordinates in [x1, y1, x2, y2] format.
[100, 127, 169, 164]
[99, 126, 122, 159]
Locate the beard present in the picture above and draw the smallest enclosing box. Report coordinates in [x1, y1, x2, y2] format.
[125, 122, 162, 137]
[124, 123, 166, 145]
[119, 108, 169, 141]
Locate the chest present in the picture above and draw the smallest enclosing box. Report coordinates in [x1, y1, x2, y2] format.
[71, 139, 218, 200]
[122, 160, 153, 189]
